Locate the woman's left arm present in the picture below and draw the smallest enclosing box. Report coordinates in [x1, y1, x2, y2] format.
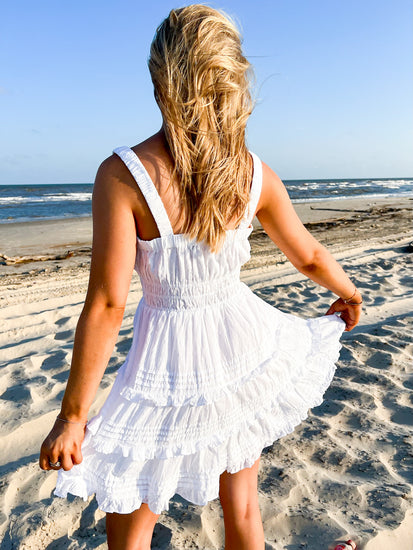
[255, 161, 362, 332]
[39, 155, 137, 471]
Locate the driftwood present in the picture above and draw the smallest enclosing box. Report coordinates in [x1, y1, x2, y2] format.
[0, 250, 74, 266]
[309, 205, 366, 213]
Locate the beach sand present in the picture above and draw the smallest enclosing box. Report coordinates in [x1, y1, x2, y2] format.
[0, 196, 412, 549]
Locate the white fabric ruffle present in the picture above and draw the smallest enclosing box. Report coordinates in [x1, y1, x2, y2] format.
[54, 310, 345, 514]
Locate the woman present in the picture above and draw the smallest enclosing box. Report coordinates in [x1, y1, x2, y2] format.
[39, 5, 362, 549]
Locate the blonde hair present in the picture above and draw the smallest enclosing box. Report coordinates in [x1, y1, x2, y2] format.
[148, 4, 255, 253]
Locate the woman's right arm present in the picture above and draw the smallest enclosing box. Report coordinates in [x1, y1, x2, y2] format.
[255, 161, 362, 331]
[39, 155, 138, 472]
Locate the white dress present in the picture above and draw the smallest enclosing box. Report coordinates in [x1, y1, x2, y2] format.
[54, 146, 346, 515]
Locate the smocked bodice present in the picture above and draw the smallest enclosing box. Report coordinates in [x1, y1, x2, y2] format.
[113, 145, 262, 312]
[134, 226, 253, 310]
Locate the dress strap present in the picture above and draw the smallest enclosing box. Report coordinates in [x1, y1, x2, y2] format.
[239, 151, 263, 229]
[113, 146, 174, 237]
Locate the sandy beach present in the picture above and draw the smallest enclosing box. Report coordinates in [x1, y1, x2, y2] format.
[0, 196, 412, 549]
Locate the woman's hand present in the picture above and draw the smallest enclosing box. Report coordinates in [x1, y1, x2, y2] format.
[39, 418, 86, 472]
[325, 298, 362, 331]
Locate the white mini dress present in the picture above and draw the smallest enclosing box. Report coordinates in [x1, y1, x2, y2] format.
[54, 146, 346, 515]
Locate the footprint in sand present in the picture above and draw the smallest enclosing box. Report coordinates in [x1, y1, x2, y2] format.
[53, 329, 75, 341]
[40, 351, 67, 371]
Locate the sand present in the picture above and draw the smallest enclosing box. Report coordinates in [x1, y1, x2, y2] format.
[0, 196, 412, 549]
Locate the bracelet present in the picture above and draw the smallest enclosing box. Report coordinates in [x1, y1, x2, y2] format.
[56, 415, 88, 425]
[342, 286, 357, 303]
[341, 285, 363, 305]
[341, 286, 363, 304]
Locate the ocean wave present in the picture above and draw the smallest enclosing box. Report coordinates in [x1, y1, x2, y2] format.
[286, 179, 413, 190]
[0, 193, 92, 205]
[0, 178, 411, 223]
[291, 191, 413, 204]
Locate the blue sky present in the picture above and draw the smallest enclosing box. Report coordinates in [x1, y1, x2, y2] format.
[1, 0, 412, 184]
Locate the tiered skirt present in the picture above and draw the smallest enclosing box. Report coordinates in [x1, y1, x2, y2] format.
[54, 283, 346, 514]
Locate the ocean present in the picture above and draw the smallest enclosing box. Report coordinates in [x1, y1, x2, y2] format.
[0, 178, 411, 224]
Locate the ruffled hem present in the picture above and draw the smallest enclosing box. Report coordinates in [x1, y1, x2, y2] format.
[54, 334, 341, 516]
[54, 314, 345, 515]
[54, 444, 263, 515]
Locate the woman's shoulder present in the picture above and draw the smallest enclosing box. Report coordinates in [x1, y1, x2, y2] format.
[249, 152, 283, 186]
[95, 131, 166, 182]
[93, 153, 135, 199]
[255, 157, 287, 215]
[261, 160, 283, 187]
[92, 146, 149, 208]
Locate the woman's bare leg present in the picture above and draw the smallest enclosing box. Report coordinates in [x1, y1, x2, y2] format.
[219, 456, 265, 550]
[106, 503, 160, 550]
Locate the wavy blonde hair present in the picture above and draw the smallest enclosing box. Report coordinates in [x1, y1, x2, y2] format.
[148, 4, 255, 253]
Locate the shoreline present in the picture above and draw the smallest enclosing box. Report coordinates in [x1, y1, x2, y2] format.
[0, 191, 410, 225]
[0, 194, 411, 258]
[1, 196, 411, 286]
